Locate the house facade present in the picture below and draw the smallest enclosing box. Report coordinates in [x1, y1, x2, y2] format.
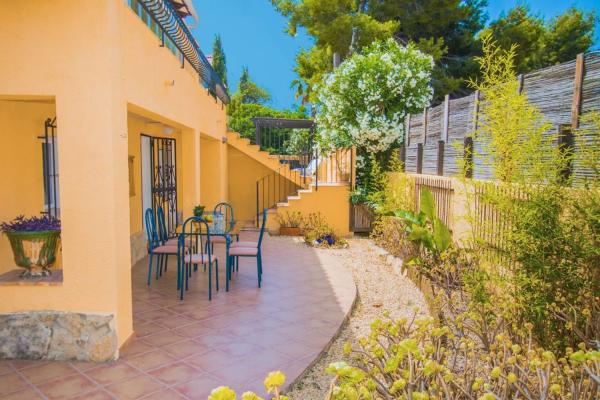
[0, 0, 351, 362]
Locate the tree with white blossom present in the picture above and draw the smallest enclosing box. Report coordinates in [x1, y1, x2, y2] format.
[315, 38, 433, 154]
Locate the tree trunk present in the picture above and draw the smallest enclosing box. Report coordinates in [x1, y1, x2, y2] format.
[349, 0, 368, 56]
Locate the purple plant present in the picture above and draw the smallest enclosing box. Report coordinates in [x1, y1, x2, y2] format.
[0, 215, 61, 233]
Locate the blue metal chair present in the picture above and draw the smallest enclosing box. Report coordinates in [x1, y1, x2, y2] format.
[227, 209, 267, 287]
[178, 216, 220, 300]
[144, 208, 179, 286]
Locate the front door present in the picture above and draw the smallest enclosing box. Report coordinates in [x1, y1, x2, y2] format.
[141, 136, 178, 237]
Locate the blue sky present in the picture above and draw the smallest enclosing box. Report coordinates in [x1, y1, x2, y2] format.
[192, 0, 599, 110]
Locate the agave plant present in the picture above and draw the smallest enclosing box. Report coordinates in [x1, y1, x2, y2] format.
[394, 187, 452, 258]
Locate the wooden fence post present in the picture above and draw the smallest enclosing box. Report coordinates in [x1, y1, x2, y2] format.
[417, 143, 424, 174]
[422, 108, 428, 145]
[558, 124, 574, 181]
[442, 94, 450, 142]
[405, 114, 411, 147]
[437, 140, 445, 176]
[517, 74, 524, 94]
[472, 90, 480, 132]
[571, 53, 585, 129]
[399, 145, 406, 171]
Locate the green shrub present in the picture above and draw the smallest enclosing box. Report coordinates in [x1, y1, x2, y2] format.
[327, 313, 600, 399]
[276, 211, 304, 228]
[303, 212, 347, 248]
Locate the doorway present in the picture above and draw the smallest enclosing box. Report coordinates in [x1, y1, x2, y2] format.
[141, 135, 178, 237]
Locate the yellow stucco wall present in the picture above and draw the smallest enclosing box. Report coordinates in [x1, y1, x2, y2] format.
[0, 0, 227, 349]
[266, 185, 352, 237]
[0, 100, 56, 274]
[227, 146, 275, 222]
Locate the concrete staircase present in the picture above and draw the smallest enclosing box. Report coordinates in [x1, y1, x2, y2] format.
[226, 131, 306, 185]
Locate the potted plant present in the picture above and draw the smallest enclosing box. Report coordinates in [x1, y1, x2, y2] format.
[276, 211, 304, 236]
[1, 215, 61, 278]
[193, 205, 205, 217]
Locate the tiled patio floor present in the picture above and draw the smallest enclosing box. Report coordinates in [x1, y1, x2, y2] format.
[0, 233, 356, 399]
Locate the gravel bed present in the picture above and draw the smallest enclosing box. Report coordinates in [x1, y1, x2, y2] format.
[286, 237, 430, 400]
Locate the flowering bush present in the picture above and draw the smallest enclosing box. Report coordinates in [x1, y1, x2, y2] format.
[315, 38, 433, 153]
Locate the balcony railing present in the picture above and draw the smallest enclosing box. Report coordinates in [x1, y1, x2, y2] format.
[129, 0, 229, 104]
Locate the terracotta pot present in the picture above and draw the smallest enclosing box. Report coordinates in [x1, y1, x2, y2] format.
[5, 230, 61, 278]
[279, 226, 302, 236]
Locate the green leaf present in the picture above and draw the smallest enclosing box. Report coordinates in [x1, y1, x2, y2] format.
[419, 187, 436, 222]
[433, 217, 452, 253]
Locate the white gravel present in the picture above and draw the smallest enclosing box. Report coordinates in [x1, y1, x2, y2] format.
[286, 237, 430, 400]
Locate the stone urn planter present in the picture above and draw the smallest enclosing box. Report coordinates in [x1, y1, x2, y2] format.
[1, 216, 61, 278]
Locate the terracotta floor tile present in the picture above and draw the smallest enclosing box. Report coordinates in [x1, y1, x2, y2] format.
[174, 374, 222, 399]
[105, 375, 163, 400]
[9, 359, 46, 370]
[1, 236, 357, 400]
[126, 350, 176, 372]
[141, 388, 187, 400]
[134, 322, 169, 338]
[184, 349, 239, 372]
[20, 362, 79, 385]
[142, 331, 185, 347]
[156, 315, 196, 330]
[37, 373, 98, 400]
[120, 340, 155, 358]
[215, 341, 266, 358]
[70, 361, 105, 372]
[161, 339, 206, 359]
[209, 361, 265, 385]
[0, 372, 30, 396]
[2, 387, 44, 400]
[148, 361, 202, 386]
[86, 362, 140, 386]
[0, 361, 13, 375]
[70, 389, 115, 400]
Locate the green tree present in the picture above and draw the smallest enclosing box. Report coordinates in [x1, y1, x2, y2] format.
[234, 66, 270, 105]
[369, 0, 488, 99]
[211, 34, 228, 90]
[545, 7, 597, 65]
[483, 6, 546, 73]
[485, 6, 597, 74]
[271, 0, 398, 102]
[227, 67, 306, 141]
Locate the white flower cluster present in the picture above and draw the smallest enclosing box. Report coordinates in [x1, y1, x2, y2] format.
[315, 39, 434, 153]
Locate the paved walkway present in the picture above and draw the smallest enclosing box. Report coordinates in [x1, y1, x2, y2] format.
[0, 234, 356, 399]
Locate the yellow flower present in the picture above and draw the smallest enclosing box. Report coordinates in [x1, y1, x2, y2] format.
[208, 386, 236, 400]
[491, 366, 501, 379]
[507, 373, 517, 384]
[549, 384, 561, 395]
[264, 371, 286, 393]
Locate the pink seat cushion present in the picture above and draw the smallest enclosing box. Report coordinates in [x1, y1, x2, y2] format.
[209, 236, 226, 244]
[230, 241, 258, 248]
[164, 238, 192, 247]
[229, 246, 258, 256]
[152, 245, 179, 255]
[184, 253, 218, 264]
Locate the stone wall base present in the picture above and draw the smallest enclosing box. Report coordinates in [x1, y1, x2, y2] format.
[130, 230, 147, 266]
[0, 311, 117, 362]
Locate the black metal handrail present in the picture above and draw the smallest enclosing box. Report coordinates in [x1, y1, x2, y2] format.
[137, 0, 229, 103]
